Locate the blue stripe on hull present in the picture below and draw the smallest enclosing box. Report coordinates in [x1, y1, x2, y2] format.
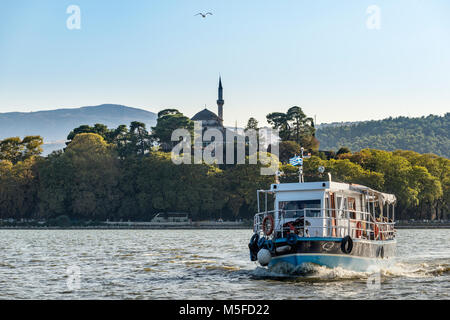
[269, 253, 392, 272]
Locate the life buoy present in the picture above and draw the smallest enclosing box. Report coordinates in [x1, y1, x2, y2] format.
[355, 221, 362, 238]
[374, 224, 380, 240]
[262, 215, 274, 236]
[341, 235, 353, 254]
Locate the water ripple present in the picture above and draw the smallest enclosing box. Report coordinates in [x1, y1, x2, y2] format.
[0, 229, 448, 299]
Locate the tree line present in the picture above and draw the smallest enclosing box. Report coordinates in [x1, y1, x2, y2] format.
[316, 113, 450, 158]
[0, 107, 448, 223]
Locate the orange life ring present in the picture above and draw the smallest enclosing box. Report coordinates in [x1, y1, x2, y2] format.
[262, 215, 274, 236]
[374, 224, 380, 240]
[355, 221, 362, 238]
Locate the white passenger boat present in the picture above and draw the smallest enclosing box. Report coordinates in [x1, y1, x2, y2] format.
[248, 181, 397, 272]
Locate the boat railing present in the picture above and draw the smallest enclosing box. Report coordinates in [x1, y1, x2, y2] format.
[253, 208, 396, 241]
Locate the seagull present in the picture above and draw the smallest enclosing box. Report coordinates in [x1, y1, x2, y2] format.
[195, 12, 213, 18]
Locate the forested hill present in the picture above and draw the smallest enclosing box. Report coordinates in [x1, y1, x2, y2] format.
[316, 114, 450, 158]
[0, 104, 157, 142]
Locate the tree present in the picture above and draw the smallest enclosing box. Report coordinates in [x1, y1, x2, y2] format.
[245, 117, 259, 131]
[0, 158, 38, 219]
[336, 147, 351, 158]
[67, 124, 112, 144]
[316, 113, 450, 158]
[21, 136, 44, 159]
[287, 106, 315, 143]
[129, 121, 152, 156]
[277, 141, 301, 163]
[0, 136, 43, 164]
[0, 137, 24, 163]
[266, 112, 291, 141]
[266, 107, 317, 151]
[151, 109, 194, 151]
[37, 133, 121, 220]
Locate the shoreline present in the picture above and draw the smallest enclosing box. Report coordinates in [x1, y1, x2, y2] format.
[0, 225, 252, 230]
[0, 225, 449, 230]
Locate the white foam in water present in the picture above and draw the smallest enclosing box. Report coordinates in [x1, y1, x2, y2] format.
[252, 262, 367, 280]
[251, 260, 450, 281]
[380, 261, 450, 278]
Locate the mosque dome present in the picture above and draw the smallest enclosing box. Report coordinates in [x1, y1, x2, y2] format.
[191, 108, 222, 126]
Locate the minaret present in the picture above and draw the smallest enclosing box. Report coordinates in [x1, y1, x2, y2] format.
[217, 76, 224, 126]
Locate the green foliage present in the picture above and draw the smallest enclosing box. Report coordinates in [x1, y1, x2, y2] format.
[316, 113, 450, 158]
[278, 149, 448, 220]
[151, 109, 193, 151]
[67, 122, 152, 158]
[0, 118, 448, 223]
[266, 106, 318, 151]
[245, 117, 259, 131]
[278, 141, 301, 163]
[0, 158, 38, 219]
[37, 133, 121, 220]
[0, 136, 43, 164]
[336, 147, 351, 157]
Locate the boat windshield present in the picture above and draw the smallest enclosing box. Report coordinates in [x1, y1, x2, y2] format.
[279, 199, 321, 218]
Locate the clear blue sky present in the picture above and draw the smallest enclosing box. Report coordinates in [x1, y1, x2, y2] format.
[0, 0, 449, 127]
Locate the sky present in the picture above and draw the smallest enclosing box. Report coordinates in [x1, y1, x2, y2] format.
[0, 0, 449, 127]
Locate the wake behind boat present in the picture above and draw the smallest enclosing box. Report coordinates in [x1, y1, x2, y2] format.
[248, 180, 397, 273]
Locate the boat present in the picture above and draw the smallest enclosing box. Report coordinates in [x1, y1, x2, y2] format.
[248, 180, 397, 272]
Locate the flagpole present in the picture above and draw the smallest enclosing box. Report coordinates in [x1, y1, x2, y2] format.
[289, 152, 304, 183]
[299, 147, 304, 183]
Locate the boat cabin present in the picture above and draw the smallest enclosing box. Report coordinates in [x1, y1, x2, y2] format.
[255, 181, 396, 241]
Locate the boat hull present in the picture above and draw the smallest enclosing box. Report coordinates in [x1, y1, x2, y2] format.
[269, 253, 393, 272]
[267, 238, 396, 272]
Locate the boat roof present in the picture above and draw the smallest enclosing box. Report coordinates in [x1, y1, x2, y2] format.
[268, 181, 396, 204]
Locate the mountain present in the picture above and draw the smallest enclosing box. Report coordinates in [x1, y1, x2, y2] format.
[316, 114, 450, 158]
[0, 104, 157, 154]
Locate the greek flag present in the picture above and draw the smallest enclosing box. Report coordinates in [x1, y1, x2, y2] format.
[289, 156, 303, 166]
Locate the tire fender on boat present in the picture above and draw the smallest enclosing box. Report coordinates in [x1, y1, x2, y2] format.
[275, 245, 291, 254]
[341, 235, 353, 254]
[286, 233, 297, 246]
[377, 246, 385, 259]
[265, 240, 275, 253]
[257, 236, 266, 249]
[248, 233, 260, 261]
[249, 233, 259, 246]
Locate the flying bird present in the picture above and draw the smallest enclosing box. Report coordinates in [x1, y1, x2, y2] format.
[195, 12, 213, 18]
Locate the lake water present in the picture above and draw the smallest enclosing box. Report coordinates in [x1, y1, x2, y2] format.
[0, 229, 448, 299]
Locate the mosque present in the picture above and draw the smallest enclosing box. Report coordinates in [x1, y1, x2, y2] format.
[191, 76, 226, 130]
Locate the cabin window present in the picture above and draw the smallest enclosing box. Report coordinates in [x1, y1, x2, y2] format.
[279, 200, 321, 218]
